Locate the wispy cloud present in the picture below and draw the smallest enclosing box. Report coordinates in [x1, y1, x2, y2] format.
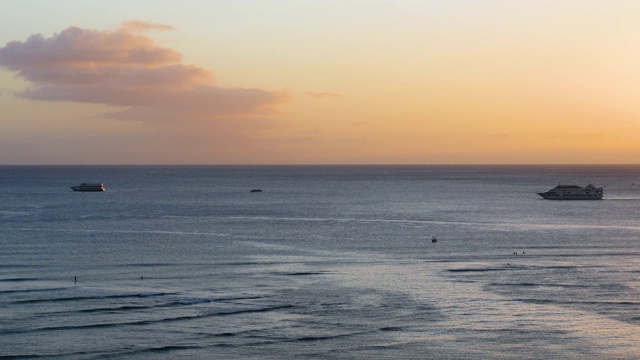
[121, 20, 176, 32]
[304, 91, 341, 99]
[0, 21, 289, 123]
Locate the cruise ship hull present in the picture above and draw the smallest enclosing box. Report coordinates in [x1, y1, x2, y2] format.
[537, 193, 602, 200]
[70, 187, 104, 192]
[537, 184, 603, 200]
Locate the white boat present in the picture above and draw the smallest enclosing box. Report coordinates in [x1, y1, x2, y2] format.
[537, 184, 603, 200]
[70, 183, 105, 192]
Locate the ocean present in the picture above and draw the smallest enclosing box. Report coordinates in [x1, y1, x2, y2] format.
[1, 165, 639, 359]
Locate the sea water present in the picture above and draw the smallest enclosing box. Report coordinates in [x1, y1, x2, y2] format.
[1, 165, 639, 359]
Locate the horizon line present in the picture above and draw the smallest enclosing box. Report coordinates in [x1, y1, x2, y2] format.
[2, 163, 640, 167]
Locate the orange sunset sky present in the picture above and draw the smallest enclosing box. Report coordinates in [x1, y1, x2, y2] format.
[1, 0, 640, 165]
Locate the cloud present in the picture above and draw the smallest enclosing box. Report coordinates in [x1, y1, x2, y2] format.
[122, 20, 176, 32]
[104, 86, 289, 122]
[0, 26, 181, 70]
[0, 22, 288, 123]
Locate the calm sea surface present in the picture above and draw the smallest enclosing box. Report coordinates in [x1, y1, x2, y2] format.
[1, 165, 639, 359]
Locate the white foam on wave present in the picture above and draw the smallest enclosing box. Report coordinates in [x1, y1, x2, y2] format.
[228, 215, 640, 233]
[227, 215, 485, 227]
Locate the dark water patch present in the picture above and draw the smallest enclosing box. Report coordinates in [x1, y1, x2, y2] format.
[538, 265, 580, 269]
[5, 304, 296, 334]
[0, 264, 44, 269]
[490, 282, 540, 287]
[213, 332, 237, 337]
[597, 282, 632, 291]
[566, 300, 640, 306]
[0, 278, 42, 282]
[513, 298, 640, 307]
[448, 267, 519, 273]
[475, 327, 570, 336]
[222, 261, 272, 266]
[138, 345, 201, 354]
[320, 301, 347, 307]
[137, 304, 295, 325]
[13, 291, 171, 304]
[379, 326, 403, 332]
[0, 352, 93, 359]
[4, 321, 132, 334]
[610, 301, 640, 306]
[279, 271, 330, 276]
[116, 263, 177, 268]
[40, 302, 188, 316]
[4, 316, 195, 334]
[293, 332, 359, 342]
[29, 295, 268, 315]
[18, 301, 177, 317]
[512, 298, 556, 305]
[0, 287, 69, 294]
[90, 345, 201, 359]
[211, 343, 236, 348]
[488, 282, 590, 288]
[449, 264, 597, 273]
[216, 304, 294, 316]
[76, 304, 151, 313]
[453, 280, 478, 283]
[200, 327, 273, 339]
[176, 295, 264, 305]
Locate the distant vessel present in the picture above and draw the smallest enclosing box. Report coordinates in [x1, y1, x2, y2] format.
[432, 236, 437, 243]
[70, 183, 105, 192]
[250, 189, 263, 193]
[537, 184, 603, 200]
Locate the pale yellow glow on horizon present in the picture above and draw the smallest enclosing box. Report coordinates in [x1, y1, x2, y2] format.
[1, 1, 640, 164]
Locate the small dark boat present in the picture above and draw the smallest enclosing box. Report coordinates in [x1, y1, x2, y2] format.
[431, 236, 437, 243]
[70, 183, 105, 192]
[250, 189, 262, 193]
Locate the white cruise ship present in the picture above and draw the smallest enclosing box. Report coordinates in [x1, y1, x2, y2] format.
[537, 184, 603, 200]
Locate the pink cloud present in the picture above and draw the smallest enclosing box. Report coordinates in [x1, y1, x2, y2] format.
[0, 22, 288, 122]
[0, 26, 181, 69]
[21, 65, 215, 106]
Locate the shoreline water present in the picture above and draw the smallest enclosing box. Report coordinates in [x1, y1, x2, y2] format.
[1, 165, 639, 359]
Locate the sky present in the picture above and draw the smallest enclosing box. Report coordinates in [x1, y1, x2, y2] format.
[1, 0, 640, 165]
